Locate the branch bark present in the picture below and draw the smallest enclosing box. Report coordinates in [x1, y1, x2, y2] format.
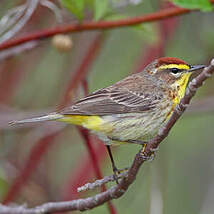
[1, 59, 213, 213]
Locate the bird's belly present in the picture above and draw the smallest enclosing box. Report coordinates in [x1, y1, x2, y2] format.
[99, 105, 172, 143]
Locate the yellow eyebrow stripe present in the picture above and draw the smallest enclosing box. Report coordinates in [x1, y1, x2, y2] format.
[159, 64, 190, 70]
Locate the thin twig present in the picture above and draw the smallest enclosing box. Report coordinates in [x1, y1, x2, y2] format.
[0, 59, 213, 213]
[40, 0, 63, 23]
[77, 171, 129, 193]
[2, 0, 214, 51]
[0, 5, 204, 51]
[0, 41, 38, 61]
[0, 0, 40, 43]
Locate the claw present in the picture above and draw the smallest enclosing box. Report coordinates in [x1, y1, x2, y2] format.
[140, 153, 154, 161]
[140, 144, 156, 162]
[112, 167, 129, 184]
[113, 167, 120, 184]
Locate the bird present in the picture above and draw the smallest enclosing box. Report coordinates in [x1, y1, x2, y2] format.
[10, 57, 205, 179]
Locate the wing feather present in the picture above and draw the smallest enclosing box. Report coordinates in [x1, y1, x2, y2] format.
[60, 86, 162, 116]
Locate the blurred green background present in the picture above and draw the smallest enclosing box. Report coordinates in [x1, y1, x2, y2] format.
[0, 0, 214, 214]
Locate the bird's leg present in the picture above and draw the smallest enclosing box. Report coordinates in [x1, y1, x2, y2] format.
[106, 145, 120, 184]
[140, 144, 150, 160]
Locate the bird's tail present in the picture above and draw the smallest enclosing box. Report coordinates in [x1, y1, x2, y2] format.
[9, 113, 63, 125]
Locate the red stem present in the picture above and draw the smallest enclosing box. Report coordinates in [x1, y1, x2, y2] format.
[78, 79, 116, 214]
[0, 60, 21, 103]
[78, 128, 103, 182]
[3, 131, 61, 204]
[62, 140, 107, 199]
[3, 34, 105, 205]
[135, 2, 179, 73]
[0, 6, 192, 51]
[59, 34, 104, 109]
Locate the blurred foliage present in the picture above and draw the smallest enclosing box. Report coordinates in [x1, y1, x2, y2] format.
[60, 0, 213, 21]
[61, 0, 112, 20]
[61, 0, 85, 20]
[0, 0, 214, 214]
[93, 0, 110, 20]
[172, 0, 213, 11]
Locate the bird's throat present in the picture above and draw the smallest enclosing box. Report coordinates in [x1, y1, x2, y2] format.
[166, 73, 191, 120]
[171, 72, 192, 105]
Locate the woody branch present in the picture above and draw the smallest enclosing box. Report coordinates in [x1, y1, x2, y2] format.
[0, 59, 213, 214]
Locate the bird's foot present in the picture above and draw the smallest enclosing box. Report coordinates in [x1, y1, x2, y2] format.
[112, 167, 129, 184]
[140, 153, 155, 162]
[139, 144, 157, 162]
[113, 167, 120, 184]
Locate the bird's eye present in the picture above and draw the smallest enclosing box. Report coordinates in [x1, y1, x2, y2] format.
[170, 68, 180, 74]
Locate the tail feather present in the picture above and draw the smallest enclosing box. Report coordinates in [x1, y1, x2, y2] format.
[9, 113, 63, 125]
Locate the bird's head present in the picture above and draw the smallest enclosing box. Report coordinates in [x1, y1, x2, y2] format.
[144, 57, 205, 90]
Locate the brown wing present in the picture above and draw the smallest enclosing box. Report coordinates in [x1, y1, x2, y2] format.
[60, 75, 164, 116]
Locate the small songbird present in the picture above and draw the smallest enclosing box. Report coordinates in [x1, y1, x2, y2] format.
[10, 57, 205, 176]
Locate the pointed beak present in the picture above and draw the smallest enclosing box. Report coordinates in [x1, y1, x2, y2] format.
[188, 65, 205, 72]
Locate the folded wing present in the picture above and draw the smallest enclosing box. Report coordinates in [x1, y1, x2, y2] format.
[60, 86, 161, 116]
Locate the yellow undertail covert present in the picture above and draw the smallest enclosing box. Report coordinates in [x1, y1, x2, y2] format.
[58, 115, 112, 132]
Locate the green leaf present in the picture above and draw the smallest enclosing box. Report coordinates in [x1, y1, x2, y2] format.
[94, 0, 109, 20]
[172, 0, 213, 12]
[61, 0, 85, 20]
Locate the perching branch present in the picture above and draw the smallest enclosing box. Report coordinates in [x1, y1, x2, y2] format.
[0, 59, 213, 213]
